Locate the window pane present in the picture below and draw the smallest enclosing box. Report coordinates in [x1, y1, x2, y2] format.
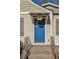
[56, 19, 59, 35]
[20, 18, 24, 36]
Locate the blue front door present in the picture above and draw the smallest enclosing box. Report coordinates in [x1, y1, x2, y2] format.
[34, 19, 45, 42]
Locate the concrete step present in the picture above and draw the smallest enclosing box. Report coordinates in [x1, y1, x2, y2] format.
[30, 50, 51, 55]
[28, 45, 54, 59]
[30, 45, 51, 51]
[30, 45, 52, 54]
[29, 55, 54, 59]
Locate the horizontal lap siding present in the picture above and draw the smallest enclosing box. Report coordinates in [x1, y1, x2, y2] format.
[20, 14, 34, 45]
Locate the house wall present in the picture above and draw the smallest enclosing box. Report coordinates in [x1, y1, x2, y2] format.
[44, 5, 54, 10]
[20, 14, 33, 45]
[45, 20, 51, 45]
[42, 5, 59, 14]
[42, 4, 59, 46]
[20, 0, 51, 13]
[20, 0, 53, 45]
[53, 15, 59, 46]
[20, 13, 51, 45]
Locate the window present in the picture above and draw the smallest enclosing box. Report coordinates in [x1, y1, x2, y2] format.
[56, 19, 59, 35]
[20, 18, 24, 36]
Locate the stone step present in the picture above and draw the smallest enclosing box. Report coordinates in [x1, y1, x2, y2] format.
[30, 46, 51, 51]
[30, 45, 51, 51]
[30, 45, 52, 54]
[28, 45, 54, 59]
[30, 50, 51, 55]
[28, 55, 54, 59]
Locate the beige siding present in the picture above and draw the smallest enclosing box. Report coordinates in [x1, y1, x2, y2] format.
[20, 14, 52, 45]
[44, 5, 54, 10]
[42, 3, 59, 45]
[20, 14, 34, 45]
[24, 14, 33, 44]
[42, 5, 59, 14]
[20, 0, 51, 13]
[45, 24, 51, 45]
[20, 0, 52, 45]
[53, 15, 59, 45]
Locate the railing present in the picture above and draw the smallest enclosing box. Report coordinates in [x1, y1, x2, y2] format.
[20, 36, 32, 59]
[24, 37, 32, 50]
[50, 36, 59, 59]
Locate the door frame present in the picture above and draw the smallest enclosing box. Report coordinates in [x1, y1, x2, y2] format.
[32, 14, 48, 45]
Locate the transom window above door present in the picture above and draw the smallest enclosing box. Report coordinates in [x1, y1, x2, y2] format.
[33, 16, 47, 20]
[31, 14, 49, 24]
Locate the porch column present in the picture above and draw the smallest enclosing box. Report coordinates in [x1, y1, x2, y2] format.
[49, 13, 53, 37]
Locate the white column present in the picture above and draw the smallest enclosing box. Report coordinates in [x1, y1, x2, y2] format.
[49, 12, 53, 37]
[20, 12, 29, 14]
